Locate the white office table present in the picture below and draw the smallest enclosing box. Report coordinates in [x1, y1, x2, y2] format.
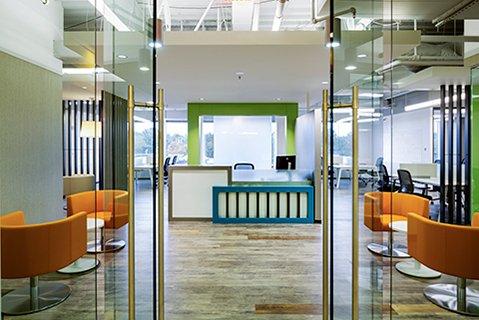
[389, 220, 441, 279]
[134, 164, 155, 186]
[334, 164, 377, 188]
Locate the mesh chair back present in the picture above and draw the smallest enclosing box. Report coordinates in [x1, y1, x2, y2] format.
[397, 169, 414, 193]
[234, 163, 255, 170]
[378, 164, 390, 188]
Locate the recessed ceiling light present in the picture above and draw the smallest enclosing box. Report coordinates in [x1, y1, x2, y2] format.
[322, 81, 328, 85]
[326, 42, 340, 48]
[345, 65, 357, 71]
[139, 66, 150, 72]
[117, 54, 128, 59]
[275, 98, 281, 101]
[199, 98, 205, 101]
[81, 86, 88, 90]
[357, 53, 367, 58]
[148, 41, 163, 48]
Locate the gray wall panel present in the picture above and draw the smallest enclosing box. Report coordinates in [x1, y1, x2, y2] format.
[0, 51, 63, 223]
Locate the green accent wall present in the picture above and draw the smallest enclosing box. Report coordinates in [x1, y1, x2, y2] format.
[472, 84, 479, 219]
[187, 103, 298, 165]
[0, 51, 63, 223]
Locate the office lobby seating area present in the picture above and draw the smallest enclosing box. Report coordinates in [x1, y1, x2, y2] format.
[3, 0, 479, 318]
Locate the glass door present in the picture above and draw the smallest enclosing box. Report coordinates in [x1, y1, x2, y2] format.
[91, 0, 159, 318]
[324, 0, 389, 318]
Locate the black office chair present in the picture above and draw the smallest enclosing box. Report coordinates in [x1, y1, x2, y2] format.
[234, 163, 255, 170]
[377, 165, 400, 192]
[375, 157, 384, 169]
[163, 156, 171, 184]
[397, 169, 432, 201]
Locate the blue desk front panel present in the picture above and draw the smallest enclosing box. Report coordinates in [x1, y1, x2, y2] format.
[212, 185, 314, 224]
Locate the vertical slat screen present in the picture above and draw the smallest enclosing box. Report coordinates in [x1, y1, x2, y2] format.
[62, 99, 102, 187]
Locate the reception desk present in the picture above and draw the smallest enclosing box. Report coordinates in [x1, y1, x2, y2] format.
[169, 166, 314, 223]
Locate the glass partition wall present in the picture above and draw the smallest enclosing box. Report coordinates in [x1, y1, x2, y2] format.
[1, 0, 159, 318]
[327, 0, 479, 319]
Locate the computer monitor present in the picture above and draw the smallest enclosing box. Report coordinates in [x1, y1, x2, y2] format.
[276, 155, 296, 170]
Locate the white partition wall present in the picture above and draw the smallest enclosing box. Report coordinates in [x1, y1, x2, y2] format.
[295, 109, 322, 221]
[213, 116, 273, 169]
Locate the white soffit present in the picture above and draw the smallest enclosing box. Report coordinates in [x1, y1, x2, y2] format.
[396, 66, 471, 91]
[232, 0, 256, 31]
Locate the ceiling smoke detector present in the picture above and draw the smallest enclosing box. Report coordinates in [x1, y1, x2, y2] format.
[235, 71, 245, 80]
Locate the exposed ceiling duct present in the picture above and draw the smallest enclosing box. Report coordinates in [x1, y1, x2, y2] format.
[232, 0, 255, 31]
[272, 0, 287, 31]
[432, 0, 479, 27]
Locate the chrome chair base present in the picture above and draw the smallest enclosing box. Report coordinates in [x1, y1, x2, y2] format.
[1, 282, 71, 315]
[57, 257, 100, 274]
[87, 238, 126, 253]
[367, 242, 410, 258]
[395, 260, 441, 279]
[424, 283, 479, 316]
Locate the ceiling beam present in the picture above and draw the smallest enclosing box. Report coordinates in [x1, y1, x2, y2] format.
[194, 0, 215, 31]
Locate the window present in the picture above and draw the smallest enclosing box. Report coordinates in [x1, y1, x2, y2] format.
[165, 121, 188, 163]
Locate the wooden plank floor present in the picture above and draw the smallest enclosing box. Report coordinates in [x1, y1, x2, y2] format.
[2, 181, 478, 319]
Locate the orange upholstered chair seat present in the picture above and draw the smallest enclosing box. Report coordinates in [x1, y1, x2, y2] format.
[67, 190, 129, 230]
[364, 191, 430, 232]
[1, 210, 88, 279]
[409, 213, 479, 280]
[473, 213, 479, 228]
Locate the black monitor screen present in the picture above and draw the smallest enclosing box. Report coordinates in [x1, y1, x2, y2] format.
[276, 155, 296, 170]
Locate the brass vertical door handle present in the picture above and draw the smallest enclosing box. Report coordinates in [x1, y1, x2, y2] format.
[351, 85, 359, 320]
[321, 89, 329, 320]
[127, 84, 136, 320]
[157, 88, 165, 320]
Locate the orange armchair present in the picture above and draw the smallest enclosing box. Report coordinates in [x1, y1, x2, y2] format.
[364, 192, 430, 257]
[408, 213, 479, 316]
[67, 190, 128, 252]
[1, 210, 88, 315]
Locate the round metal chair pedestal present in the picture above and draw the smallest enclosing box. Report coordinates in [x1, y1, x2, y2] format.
[1, 282, 71, 316]
[57, 257, 100, 274]
[367, 242, 410, 258]
[424, 284, 479, 316]
[395, 260, 441, 279]
[87, 238, 126, 253]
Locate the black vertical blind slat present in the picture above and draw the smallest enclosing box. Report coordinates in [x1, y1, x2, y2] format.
[297, 192, 301, 218]
[447, 85, 455, 224]
[80, 100, 84, 174]
[73, 101, 78, 175]
[67, 101, 72, 176]
[99, 102, 104, 189]
[287, 192, 290, 218]
[86, 101, 90, 174]
[266, 193, 270, 218]
[455, 85, 463, 224]
[93, 103, 97, 177]
[236, 192, 239, 217]
[439, 85, 446, 222]
[62, 101, 66, 176]
[226, 192, 229, 218]
[465, 85, 472, 225]
[256, 192, 259, 218]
